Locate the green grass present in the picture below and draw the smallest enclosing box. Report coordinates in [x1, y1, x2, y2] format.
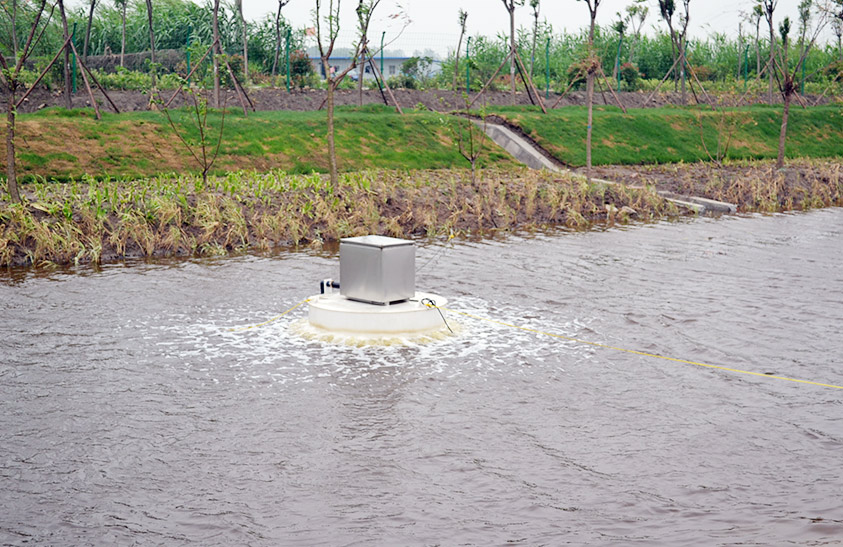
[5, 105, 514, 180]
[5, 103, 843, 181]
[490, 104, 843, 166]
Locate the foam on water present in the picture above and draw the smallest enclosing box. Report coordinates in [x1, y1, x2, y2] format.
[150, 295, 595, 387]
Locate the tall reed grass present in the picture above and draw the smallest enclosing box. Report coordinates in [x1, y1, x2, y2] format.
[0, 168, 674, 267]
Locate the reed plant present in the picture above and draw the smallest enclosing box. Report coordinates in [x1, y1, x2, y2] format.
[0, 167, 680, 267]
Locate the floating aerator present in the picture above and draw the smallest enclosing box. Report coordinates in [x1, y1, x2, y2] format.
[308, 235, 449, 336]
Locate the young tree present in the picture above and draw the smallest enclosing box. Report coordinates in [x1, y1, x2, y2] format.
[271, 0, 292, 77]
[577, 0, 600, 180]
[611, 16, 627, 83]
[500, 0, 525, 103]
[761, 0, 779, 104]
[625, 0, 649, 65]
[658, 0, 690, 103]
[212, 0, 221, 107]
[797, 0, 812, 93]
[750, 3, 764, 75]
[529, 0, 540, 81]
[82, 0, 97, 63]
[235, 0, 249, 84]
[356, 0, 382, 106]
[658, 0, 679, 89]
[145, 0, 156, 89]
[116, 0, 128, 67]
[454, 9, 468, 92]
[773, 4, 828, 167]
[1, 0, 50, 203]
[57, 0, 72, 109]
[835, 1, 843, 60]
[315, 0, 365, 187]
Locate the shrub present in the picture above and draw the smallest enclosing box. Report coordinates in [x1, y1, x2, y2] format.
[620, 62, 642, 91]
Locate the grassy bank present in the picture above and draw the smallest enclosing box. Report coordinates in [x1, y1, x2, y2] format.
[0, 168, 674, 267]
[4, 104, 843, 181]
[2, 105, 515, 180]
[490, 104, 843, 166]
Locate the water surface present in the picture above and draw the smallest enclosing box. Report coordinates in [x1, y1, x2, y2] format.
[2, 210, 842, 545]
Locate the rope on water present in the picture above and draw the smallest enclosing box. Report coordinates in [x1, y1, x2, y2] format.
[228, 298, 311, 332]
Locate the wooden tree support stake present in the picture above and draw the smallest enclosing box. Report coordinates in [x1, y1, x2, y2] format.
[222, 56, 254, 115]
[549, 77, 580, 109]
[513, 47, 547, 113]
[15, 34, 73, 108]
[164, 41, 216, 109]
[68, 40, 100, 119]
[643, 56, 681, 107]
[597, 66, 627, 113]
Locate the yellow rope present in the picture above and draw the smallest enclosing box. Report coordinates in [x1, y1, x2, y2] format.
[228, 298, 311, 333]
[441, 307, 843, 391]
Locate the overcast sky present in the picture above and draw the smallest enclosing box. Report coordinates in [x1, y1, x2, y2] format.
[238, 0, 826, 52]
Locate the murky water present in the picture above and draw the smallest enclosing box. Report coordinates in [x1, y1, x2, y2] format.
[2, 210, 842, 546]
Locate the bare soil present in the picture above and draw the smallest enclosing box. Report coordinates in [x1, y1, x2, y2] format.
[12, 87, 834, 114]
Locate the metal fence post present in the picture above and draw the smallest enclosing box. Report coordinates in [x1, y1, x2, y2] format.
[616, 35, 623, 91]
[286, 28, 291, 92]
[381, 32, 385, 76]
[546, 37, 550, 99]
[744, 44, 749, 92]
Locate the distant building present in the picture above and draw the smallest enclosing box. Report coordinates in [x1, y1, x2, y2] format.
[310, 56, 441, 81]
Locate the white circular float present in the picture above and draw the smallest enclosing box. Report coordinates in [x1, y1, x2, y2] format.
[308, 292, 449, 335]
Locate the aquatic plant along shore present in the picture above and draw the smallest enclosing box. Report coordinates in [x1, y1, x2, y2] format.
[0, 168, 674, 267]
[589, 159, 843, 213]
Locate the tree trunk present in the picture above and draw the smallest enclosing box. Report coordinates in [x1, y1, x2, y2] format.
[664, 19, 678, 91]
[83, 0, 96, 63]
[755, 23, 761, 75]
[509, 5, 516, 103]
[357, 49, 365, 106]
[777, 87, 791, 168]
[768, 19, 775, 104]
[327, 79, 338, 188]
[321, 57, 338, 187]
[530, 17, 538, 82]
[120, 0, 127, 68]
[272, 1, 282, 77]
[237, 0, 249, 85]
[586, 70, 594, 179]
[680, 39, 687, 105]
[6, 87, 21, 203]
[454, 30, 465, 92]
[11, 0, 18, 57]
[212, 0, 221, 108]
[58, 0, 72, 109]
[145, 0, 156, 89]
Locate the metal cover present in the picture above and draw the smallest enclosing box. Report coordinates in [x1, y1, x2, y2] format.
[340, 236, 415, 305]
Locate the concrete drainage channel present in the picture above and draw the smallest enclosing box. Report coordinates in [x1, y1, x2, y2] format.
[475, 119, 737, 215]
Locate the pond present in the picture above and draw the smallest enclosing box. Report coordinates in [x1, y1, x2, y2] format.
[2, 209, 842, 545]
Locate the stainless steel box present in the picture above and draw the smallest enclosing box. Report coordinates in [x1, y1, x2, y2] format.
[340, 235, 415, 305]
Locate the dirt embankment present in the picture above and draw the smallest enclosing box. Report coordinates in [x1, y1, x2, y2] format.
[11, 87, 834, 114]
